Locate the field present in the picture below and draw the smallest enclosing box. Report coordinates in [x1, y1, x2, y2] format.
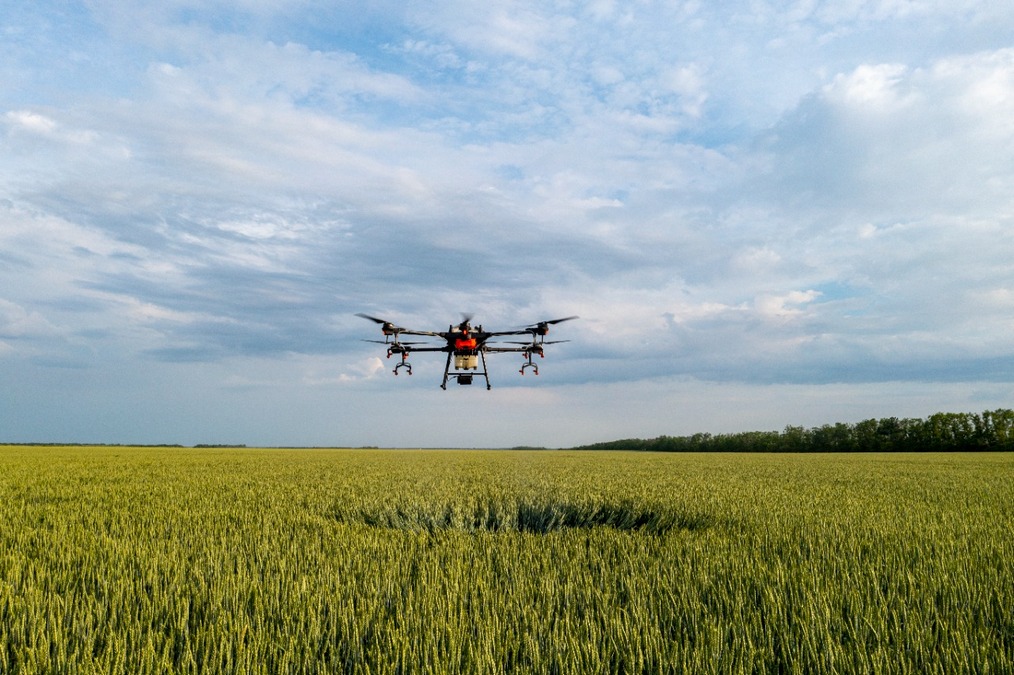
[1, 447, 1012, 673]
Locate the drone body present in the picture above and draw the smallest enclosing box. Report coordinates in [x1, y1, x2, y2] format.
[357, 313, 577, 389]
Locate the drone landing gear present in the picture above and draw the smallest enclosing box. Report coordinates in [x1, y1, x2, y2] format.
[440, 350, 492, 390]
[519, 350, 543, 375]
[391, 351, 412, 375]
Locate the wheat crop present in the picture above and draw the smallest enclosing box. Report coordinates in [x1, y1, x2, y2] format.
[1, 447, 1011, 673]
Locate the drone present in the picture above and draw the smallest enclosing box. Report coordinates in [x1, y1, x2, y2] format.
[357, 313, 578, 390]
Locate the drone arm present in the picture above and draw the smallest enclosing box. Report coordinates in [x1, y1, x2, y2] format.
[400, 329, 443, 337]
[485, 329, 533, 337]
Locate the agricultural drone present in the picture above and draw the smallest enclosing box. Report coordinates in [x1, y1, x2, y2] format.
[357, 313, 578, 390]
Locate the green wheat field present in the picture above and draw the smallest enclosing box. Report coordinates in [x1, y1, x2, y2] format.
[1, 446, 1012, 673]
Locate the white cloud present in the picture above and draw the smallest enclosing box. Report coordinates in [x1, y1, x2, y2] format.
[335, 356, 386, 383]
[0, 299, 56, 339]
[754, 290, 822, 319]
[5, 109, 99, 145]
[823, 63, 912, 109]
[6, 110, 59, 135]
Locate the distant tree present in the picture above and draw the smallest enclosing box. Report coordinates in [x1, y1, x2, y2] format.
[572, 409, 1014, 453]
[809, 423, 857, 452]
[981, 408, 1014, 450]
[781, 426, 808, 452]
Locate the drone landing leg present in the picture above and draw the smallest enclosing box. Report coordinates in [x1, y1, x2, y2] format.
[440, 351, 452, 390]
[480, 350, 492, 390]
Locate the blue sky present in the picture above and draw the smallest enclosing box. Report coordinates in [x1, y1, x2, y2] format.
[2, 1, 1013, 447]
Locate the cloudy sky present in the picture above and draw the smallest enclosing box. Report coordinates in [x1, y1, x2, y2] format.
[2, 1, 1013, 447]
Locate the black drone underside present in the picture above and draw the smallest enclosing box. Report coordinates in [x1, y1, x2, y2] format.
[356, 313, 577, 389]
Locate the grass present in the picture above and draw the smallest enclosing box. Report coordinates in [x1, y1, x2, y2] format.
[1, 447, 1012, 673]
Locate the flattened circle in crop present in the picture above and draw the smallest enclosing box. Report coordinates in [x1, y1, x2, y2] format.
[333, 500, 715, 535]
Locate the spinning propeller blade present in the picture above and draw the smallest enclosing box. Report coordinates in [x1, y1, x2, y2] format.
[355, 313, 391, 325]
[527, 316, 579, 328]
[355, 313, 408, 336]
[502, 340, 570, 346]
[362, 340, 427, 345]
[522, 316, 579, 338]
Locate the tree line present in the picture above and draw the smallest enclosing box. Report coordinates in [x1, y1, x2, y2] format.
[574, 409, 1014, 453]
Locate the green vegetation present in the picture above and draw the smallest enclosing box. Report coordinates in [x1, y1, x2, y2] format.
[1, 447, 1012, 673]
[577, 408, 1014, 452]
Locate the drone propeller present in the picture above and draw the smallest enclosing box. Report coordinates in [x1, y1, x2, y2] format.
[362, 339, 427, 346]
[355, 313, 408, 339]
[502, 340, 570, 347]
[356, 312, 403, 326]
[522, 316, 578, 339]
[356, 313, 394, 325]
[363, 339, 426, 359]
[526, 316, 578, 328]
